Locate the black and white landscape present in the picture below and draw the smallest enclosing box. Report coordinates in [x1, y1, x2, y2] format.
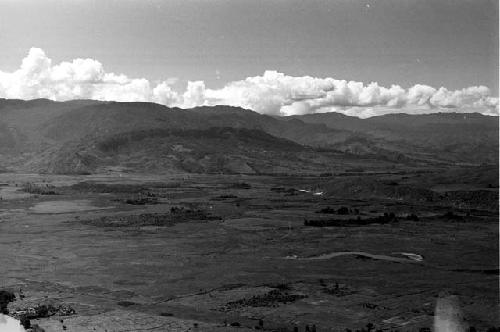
[0, 1, 498, 331]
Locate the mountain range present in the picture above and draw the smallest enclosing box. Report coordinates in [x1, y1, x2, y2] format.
[0, 98, 497, 174]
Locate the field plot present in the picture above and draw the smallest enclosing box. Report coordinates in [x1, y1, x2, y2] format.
[0, 168, 498, 331]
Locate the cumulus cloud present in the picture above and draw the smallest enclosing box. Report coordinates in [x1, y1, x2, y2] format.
[0, 48, 174, 104]
[0, 48, 497, 118]
[194, 71, 498, 117]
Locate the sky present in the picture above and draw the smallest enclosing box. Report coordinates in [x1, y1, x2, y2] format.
[0, 0, 498, 117]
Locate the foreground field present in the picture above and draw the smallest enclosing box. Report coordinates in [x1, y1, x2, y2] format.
[0, 167, 498, 331]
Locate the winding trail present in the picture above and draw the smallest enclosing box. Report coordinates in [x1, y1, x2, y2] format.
[291, 251, 423, 264]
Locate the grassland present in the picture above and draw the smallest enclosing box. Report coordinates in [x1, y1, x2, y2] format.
[0, 166, 498, 331]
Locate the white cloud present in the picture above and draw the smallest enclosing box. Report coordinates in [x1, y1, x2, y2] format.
[0, 48, 172, 103]
[182, 81, 208, 109]
[192, 71, 498, 117]
[0, 48, 497, 118]
[152, 81, 180, 106]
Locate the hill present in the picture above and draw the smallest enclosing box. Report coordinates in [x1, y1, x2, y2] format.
[0, 99, 497, 174]
[295, 112, 499, 164]
[0, 100, 348, 173]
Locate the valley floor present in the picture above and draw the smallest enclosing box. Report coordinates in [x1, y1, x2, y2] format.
[0, 169, 498, 331]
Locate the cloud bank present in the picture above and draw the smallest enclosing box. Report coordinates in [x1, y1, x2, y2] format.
[0, 48, 497, 118]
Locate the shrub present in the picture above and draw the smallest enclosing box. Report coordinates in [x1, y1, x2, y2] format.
[406, 213, 419, 221]
[21, 182, 59, 195]
[316, 207, 336, 214]
[230, 182, 251, 189]
[337, 206, 349, 215]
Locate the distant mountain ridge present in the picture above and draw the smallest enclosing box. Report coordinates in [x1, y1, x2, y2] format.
[0, 98, 497, 174]
[294, 112, 498, 165]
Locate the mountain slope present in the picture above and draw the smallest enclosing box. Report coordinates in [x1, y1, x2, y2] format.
[30, 127, 316, 174]
[0, 99, 497, 174]
[295, 112, 499, 164]
[0, 100, 350, 173]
